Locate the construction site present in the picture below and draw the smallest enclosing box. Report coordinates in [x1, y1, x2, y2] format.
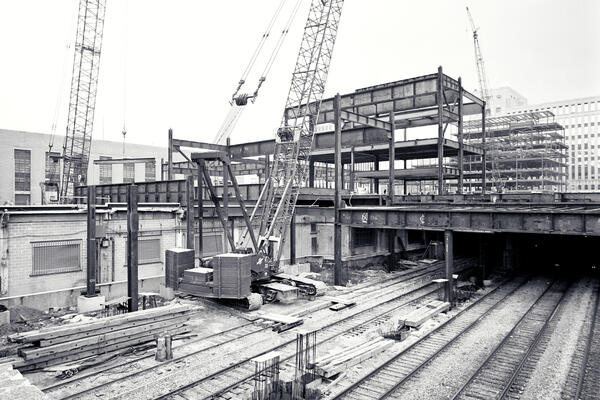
[1, 1, 599, 400]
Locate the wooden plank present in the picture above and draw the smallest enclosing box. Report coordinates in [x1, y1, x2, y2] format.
[315, 338, 385, 367]
[315, 340, 393, 378]
[252, 312, 302, 325]
[15, 325, 191, 372]
[9, 305, 194, 343]
[404, 301, 450, 327]
[29, 315, 191, 357]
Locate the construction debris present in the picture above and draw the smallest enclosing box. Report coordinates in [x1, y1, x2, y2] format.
[6, 304, 195, 371]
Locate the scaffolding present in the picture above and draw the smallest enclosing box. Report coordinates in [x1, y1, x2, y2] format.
[463, 111, 567, 192]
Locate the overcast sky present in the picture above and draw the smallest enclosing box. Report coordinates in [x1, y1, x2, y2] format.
[1, 0, 599, 149]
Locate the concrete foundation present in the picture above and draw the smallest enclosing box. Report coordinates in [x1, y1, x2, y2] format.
[0, 310, 9, 325]
[159, 283, 175, 300]
[77, 295, 106, 313]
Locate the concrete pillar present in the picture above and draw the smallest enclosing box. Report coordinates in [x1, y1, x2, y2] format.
[444, 229, 455, 308]
[127, 185, 139, 312]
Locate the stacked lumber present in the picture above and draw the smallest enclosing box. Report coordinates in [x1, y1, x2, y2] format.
[312, 338, 393, 378]
[247, 312, 304, 333]
[7, 304, 195, 371]
[403, 300, 450, 328]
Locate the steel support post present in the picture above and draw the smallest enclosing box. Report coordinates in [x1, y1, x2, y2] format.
[458, 77, 464, 194]
[349, 147, 355, 192]
[482, 102, 487, 194]
[309, 160, 315, 188]
[388, 230, 396, 272]
[334, 94, 344, 286]
[374, 155, 380, 194]
[186, 175, 195, 251]
[168, 128, 173, 180]
[290, 213, 296, 265]
[444, 229, 455, 308]
[86, 186, 97, 297]
[222, 139, 230, 252]
[127, 185, 139, 312]
[437, 66, 445, 195]
[197, 161, 204, 257]
[388, 110, 395, 204]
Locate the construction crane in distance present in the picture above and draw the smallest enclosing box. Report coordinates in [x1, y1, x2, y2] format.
[466, 6, 503, 192]
[59, 0, 107, 203]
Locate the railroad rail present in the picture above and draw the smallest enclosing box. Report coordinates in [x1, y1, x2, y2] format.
[45, 263, 449, 399]
[330, 276, 534, 399]
[561, 279, 600, 400]
[450, 280, 570, 400]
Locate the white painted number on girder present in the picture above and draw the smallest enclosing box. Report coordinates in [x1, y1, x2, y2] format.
[361, 212, 368, 223]
[420, 214, 425, 225]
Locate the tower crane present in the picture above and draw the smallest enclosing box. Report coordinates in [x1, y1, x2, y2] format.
[466, 6, 503, 192]
[59, 0, 107, 203]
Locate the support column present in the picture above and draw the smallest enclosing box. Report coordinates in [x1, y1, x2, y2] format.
[387, 230, 396, 272]
[482, 102, 487, 194]
[86, 186, 97, 297]
[333, 93, 344, 286]
[444, 229, 455, 308]
[222, 140, 230, 252]
[478, 235, 486, 284]
[185, 175, 195, 251]
[437, 66, 445, 195]
[374, 155, 380, 194]
[388, 109, 395, 204]
[127, 185, 139, 312]
[197, 161, 204, 257]
[290, 213, 296, 265]
[458, 77, 464, 195]
[349, 148, 355, 192]
[309, 160, 315, 188]
[167, 128, 173, 180]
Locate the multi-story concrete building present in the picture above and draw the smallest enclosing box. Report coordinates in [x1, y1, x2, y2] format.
[485, 87, 528, 116]
[0, 129, 168, 205]
[508, 96, 600, 191]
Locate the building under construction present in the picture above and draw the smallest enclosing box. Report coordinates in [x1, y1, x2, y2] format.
[463, 111, 567, 192]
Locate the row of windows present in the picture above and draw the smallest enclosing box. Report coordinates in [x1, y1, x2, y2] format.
[31, 237, 162, 276]
[99, 158, 156, 185]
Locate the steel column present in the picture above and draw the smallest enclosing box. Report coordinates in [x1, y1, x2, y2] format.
[334, 94, 344, 286]
[186, 175, 195, 251]
[349, 147, 355, 192]
[388, 109, 395, 204]
[168, 128, 173, 180]
[127, 185, 139, 312]
[482, 102, 487, 194]
[437, 66, 444, 195]
[309, 159, 315, 188]
[197, 161, 204, 256]
[444, 229, 454, 308]
[290, 213, 296, 265]
[374, 155, 380, 193]
[458, 77, 464, 194]
[86, 186, 97, 297]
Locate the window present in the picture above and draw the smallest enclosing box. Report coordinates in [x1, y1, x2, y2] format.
[138, 237, 161, 264]
[123, 163, 135, 183]
[31, 240, 82, 276]
[310, 223, 318, 234]
[14, 149, 31, 192]
[99, 156, 112, 185]
[45, 152, 61, 183]
[311, 237, 318, 254]
[145, 160, 156, 182]
[353, 228, 376, 247]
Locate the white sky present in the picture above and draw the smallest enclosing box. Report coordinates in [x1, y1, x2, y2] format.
[1, 0, 599, 148]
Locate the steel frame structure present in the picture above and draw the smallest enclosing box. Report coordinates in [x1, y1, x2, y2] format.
[60, 0, 107, 203]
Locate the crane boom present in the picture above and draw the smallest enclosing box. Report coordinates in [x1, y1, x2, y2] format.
[251, 0, 344, 269]
[466, 6, 490, 102]
[59, 0, 107, 203]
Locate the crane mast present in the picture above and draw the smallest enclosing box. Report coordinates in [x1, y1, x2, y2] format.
[252, 0, 344, 269]
[59, 0, 107, 203]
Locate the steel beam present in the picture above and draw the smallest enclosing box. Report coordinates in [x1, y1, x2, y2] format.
[172, 138, 227, 152]
[127, 185, 139, 312]
[93, 157, 155, 165]
[86, 186, 97, 297]
[334, 94, 344, 286]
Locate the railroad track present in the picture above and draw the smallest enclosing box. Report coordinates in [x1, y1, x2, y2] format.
[561, 278, 600, 400]
[450, 280, 570, 400]
[45, 264, 445, 399]
[329, 276, 533, 400]
[119, 281, 440, 399]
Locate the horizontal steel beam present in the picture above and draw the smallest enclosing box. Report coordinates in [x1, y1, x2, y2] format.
[172, 139, 227, 151]
[339, 206, 600, 236]
[93, 157, 155, 165]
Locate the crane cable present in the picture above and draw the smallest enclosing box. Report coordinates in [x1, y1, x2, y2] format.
[230, 0, 288, 101]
